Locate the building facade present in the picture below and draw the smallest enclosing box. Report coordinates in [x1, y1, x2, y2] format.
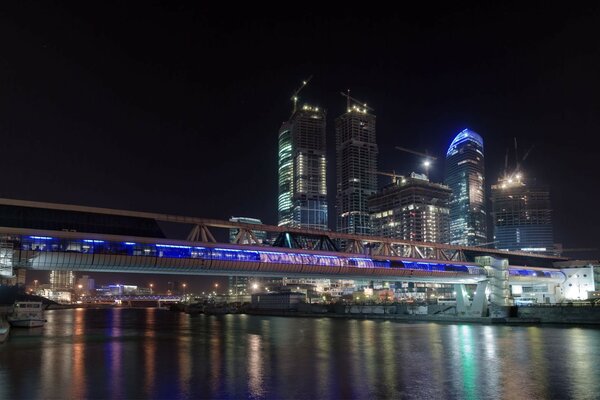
[76, 275, 96, 295]
[335, 103, 378, 235]
[445, 129, 487, 246]
[228, 217, 267, 295]
[49, 270, 75, 290]
[278, 105, 328, 230]
[491, 175, 554, 253]
[369, 173, 451, 243]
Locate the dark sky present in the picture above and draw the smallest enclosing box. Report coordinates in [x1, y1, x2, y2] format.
[2, 3, 600, 289]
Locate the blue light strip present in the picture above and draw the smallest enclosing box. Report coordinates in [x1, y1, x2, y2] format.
[156, 244, 191, 249]
[17, 234, 483, 274]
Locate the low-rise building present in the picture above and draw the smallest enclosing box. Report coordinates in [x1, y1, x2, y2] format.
[251, 292, 305, 310]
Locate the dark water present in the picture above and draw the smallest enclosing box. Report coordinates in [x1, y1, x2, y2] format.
[1, 309, 599, 399]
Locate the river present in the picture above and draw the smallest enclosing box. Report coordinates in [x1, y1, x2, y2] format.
[0, 308, 599, 399]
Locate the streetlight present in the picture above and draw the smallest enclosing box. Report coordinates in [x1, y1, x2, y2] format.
[149, 283, 154, 295]
[183, 283, 187, 296]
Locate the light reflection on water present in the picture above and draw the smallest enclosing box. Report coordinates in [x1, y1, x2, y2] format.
[0, 309, 599, 399]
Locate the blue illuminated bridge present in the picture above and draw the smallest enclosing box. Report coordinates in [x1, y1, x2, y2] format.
[0, 198, 569, 285]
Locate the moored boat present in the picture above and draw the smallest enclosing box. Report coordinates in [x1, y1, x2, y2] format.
[7, 301, 46, 328]
[0, 318, 9, 343]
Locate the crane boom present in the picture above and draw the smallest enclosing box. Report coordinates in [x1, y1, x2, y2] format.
[291, 75, 313, 113]
[340, 91, 374, 111]
[395, 146, 437, 160]
[368, 169, 403, 184]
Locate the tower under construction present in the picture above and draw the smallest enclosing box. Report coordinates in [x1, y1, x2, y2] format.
[335, 93, 378, 235]
[278, 87, 328, 230]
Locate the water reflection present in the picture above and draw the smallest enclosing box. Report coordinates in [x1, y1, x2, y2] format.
[1, 310, 600, 399]
[72, 309, 87, 399]
[143, 308, 156, 398]
[108, 309, 123, 399]
[247, 334, 264, 398]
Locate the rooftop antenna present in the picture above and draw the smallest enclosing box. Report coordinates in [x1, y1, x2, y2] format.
[346, 89, 350, 110]
[504, 148, 509, 177]
[291, 75, 313, 115]
[514, 137, 519, 172]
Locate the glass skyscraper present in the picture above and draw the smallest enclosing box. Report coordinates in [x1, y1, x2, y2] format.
[491, 176, 554, 253]
[335, 103, 378, 235]
[278, 105, 328, 230]
[445, 129, 487, 246]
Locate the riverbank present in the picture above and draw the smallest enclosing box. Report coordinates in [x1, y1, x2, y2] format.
[243, 304, 600, 325]
[244, 309, 539, 325]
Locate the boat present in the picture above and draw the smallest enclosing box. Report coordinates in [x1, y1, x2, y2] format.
[7, 301, 46, 328]
[0, 318, 9, 343]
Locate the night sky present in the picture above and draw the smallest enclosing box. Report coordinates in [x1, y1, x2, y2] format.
[2, 3, 600, 290]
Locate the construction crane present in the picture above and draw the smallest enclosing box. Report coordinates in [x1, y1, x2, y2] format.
[340, 90, 374, 112]
[369, 170, 404, 184]
[291, 75, 313, 114]
[395, 146, 437, 176]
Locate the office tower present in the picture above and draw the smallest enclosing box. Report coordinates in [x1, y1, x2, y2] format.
[278, 105, 328, 230]
[76, 275, 96, 295]
[491, 174, 554, 253]
[369, 173, 451, 243]
[335, 100, 378, 235]
[445, 129, 487, 246]
[228, 217, 267, 295]
[49, 270, 75, 290]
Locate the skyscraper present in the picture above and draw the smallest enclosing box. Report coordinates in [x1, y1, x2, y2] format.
[49, 270, 75, 290]
[336, 101, 378, 235]
[445, 129, 487, 246]
[369, 173, 451, 243]
[278, 104, 328, 230]
[491, 174, 554, 253]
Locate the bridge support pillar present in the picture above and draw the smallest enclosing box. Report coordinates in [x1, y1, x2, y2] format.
[471, 281, 488, 317]
[454, 281, 489, 317]
[476, 256, 512, 318]
[454, 284, 469, 314]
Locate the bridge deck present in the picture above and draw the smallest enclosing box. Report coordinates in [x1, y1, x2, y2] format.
[0, 227, 565, 284]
